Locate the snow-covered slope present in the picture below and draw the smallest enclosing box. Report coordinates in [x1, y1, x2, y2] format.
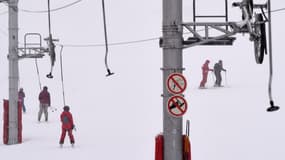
[0, 0, 284, 160]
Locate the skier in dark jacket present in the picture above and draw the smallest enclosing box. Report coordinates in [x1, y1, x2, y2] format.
[199, 60, 213, 88]
[38, 86, 51, 122]
[18, 88, 26, 113]
[214, 60, 226, 87]
[59, 106, 75, 147]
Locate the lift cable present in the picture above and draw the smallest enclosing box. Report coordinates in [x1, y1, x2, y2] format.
[59, 37, 159, 48]
[59, 45, 66, 106]
[34, 58, 42, 90]
[56, 4, 285, 49]
[3, 0, 83, 14]
[58, 29, 206, 48]
[58, 28, 204, 48]
[48, 1, 52, 36]
[1, 2, 285, 15]
[270, 7, 285, 13]
[0, 5, 285, 47]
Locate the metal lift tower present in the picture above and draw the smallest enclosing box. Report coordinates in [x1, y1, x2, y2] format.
[162, 0, 183, 159]
[8, 0, 20, 144]
[161, 0, 277, 159]
[2, 0, 46, 145]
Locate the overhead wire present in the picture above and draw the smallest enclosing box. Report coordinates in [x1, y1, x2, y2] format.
[0, 2, 284, 14]
[270, 7, 285, 13]
[59, 45, 66, 106]
[2, 0, 83, 14]
[59, 37, 159, 48]
[1, 0, 285, 48]
[0, 2, 285, 48]
[57, 7, 285, 48]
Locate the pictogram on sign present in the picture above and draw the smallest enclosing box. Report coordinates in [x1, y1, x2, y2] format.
[167, 95, 188, 117]
[167, 73, 187, 94]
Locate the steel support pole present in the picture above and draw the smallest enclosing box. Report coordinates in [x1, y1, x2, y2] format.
[162, 0, 183, 159]
[8, 0, 19, 144]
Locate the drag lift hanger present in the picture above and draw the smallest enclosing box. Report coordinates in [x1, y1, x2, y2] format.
[45, 0, 58, 79]
[102, 0, 114, 76]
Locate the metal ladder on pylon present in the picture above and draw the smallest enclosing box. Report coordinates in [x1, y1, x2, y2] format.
[183, 0, 236, 47]
[18, 33, 48, 59]
[193, 0, 229, 31]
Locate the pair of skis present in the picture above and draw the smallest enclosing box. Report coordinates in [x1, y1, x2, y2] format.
[60, 143, 74, 148]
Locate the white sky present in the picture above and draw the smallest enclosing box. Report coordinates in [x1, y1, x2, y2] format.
[0, 0, 285, 160]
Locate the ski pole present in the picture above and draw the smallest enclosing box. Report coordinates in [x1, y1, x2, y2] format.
[50, 106, 57, 112]
[224, 71, 228, 86]
[210, 71, 215, 86]
[186, 120, 190, 137]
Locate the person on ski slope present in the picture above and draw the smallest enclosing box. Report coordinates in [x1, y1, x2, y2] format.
[18, 88, 26, 113]
[59, 105, 75, 147]
[38, 86, 51, 122]
[199, 60, 213, 88]
[214, 60, 227, 87]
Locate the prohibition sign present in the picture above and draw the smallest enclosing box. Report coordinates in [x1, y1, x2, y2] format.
[167, 95, 188, 117]
[167, 73, 187, 94]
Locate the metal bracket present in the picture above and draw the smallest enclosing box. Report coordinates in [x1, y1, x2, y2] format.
[161, 93, 184, 98]
[160, 67, 185, 71]
[182, 22, 240, 48]
[17, 33, 49, 59]
[161, 24, 183, 49]
[17, 47, 47, 59]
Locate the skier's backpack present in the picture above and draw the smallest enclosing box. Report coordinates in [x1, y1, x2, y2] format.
[62, 115, 69, 124]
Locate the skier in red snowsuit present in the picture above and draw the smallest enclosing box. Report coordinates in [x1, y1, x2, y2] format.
[59, 106, 75, 147]
[199, 60, 213, 88]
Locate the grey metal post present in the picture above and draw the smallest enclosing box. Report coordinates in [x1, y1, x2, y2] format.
[8, 0, 20, 144]
[162, 0, 183, 159]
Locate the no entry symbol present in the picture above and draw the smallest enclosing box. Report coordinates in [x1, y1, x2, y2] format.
[167, 95, 188, 117]
[167, 73, 187, 94]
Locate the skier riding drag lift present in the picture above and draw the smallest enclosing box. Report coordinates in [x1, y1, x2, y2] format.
[46, 35, 56, 78]
[45, 0, 58, 79]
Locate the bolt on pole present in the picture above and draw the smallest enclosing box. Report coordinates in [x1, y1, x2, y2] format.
[8, 0, 20, 144]
[162, 0, 183, 159]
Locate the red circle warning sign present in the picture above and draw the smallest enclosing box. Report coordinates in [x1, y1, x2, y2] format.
[167, 95, 188, 117]
[167, 73, 187, 94]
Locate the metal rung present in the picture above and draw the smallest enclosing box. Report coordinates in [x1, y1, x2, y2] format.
[18, 47, 48, 59]
[183, 37, 236, 45]
[19, 53, 45, 59]
[196, 15, 227, 18]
